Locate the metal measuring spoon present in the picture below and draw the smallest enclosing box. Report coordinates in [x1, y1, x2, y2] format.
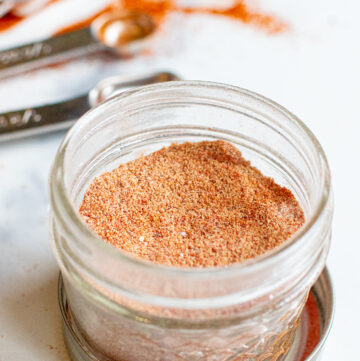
[0, 71, 180, 142]
[0, 9, 155, 78]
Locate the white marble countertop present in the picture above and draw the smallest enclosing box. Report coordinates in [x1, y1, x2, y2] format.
[0, 0, 358, 360]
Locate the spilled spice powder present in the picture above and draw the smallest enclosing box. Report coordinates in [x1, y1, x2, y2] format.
[0, 0, 287, 36]
[121, 0, 287, 33]
[54, 5, 113, 36]
[301, 292, 321, 361]
[54, 0, 287, 36]
[80, 141, 304, 267]
[0, 0, 61, 33]
[0, 12, 24, 32]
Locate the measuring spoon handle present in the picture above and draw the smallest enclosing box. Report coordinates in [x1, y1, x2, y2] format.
[0, 71, 180, 142]
[0, 27, 103, 79]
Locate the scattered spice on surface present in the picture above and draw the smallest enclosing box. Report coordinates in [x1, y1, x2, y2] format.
[301, 292, 321, 361]
[54, 5, 113, 36]
[0, 12, 23, 32]
[80, 140, 304, 267]
[121, 0, 287, 33]
[0, 0, 287, 35]
[0, 0, 60, 33]
[54, 0, 287, 36]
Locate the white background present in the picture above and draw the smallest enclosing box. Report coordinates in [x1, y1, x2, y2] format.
[0, 0, 358, 360]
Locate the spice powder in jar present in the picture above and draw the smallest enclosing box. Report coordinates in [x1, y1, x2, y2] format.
[75, 140, 306, 359]
[50, 81, 333, 361]
[79, 140, 305, 268]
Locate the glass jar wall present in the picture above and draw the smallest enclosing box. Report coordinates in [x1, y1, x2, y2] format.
[49, 81, 333, 361]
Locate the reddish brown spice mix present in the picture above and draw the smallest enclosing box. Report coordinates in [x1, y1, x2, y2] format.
[54, 5, 113, 36]
[54, 0, 287, 36]
[301, 292, 321, 361]
[80, 141, 304, 267]
[0, 0, 287, 36]
[120, 0, 287, 33]
[0, 0, 61, 33]
[0, 12, 23, 32]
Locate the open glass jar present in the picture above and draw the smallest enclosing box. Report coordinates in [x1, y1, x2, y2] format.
[49, 81, 333, 361]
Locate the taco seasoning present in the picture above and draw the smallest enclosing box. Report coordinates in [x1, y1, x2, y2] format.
[74, 139, 306, 359]
[80, 140, 305, 268]
[50, 81, 332, 361]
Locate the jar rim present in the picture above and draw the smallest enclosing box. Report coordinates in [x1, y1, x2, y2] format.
[50, 80, 332, 279]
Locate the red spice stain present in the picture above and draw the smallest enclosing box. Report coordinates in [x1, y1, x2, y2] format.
[0, 0, 287, 36]
[0, 12, 24, 32]
[0, 0, 63, 33]
[54, 5, 113, 36]
[54, 0, 286, 36]
[121, 0, 173, 26]
[301, 292, 321, 361]
[121, 0, 287, 33]
[183, 3, 286, 33]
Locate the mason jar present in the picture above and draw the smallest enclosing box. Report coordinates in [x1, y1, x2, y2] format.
[49, 81, 333, 361]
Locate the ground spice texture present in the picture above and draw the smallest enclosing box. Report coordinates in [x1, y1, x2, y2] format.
[80, 141, 304, 267]
[54, 0, 287, 36]
[0, 0, 287, 35]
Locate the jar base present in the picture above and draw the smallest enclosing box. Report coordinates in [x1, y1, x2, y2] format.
[58, 269, 333, 361]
